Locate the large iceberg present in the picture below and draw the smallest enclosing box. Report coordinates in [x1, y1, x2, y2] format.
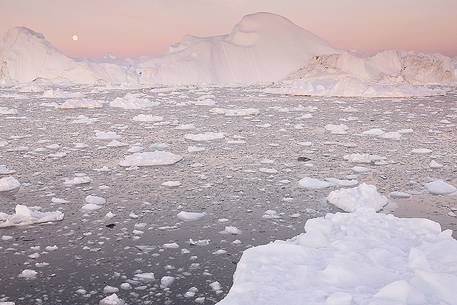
[266, 50, 455, 97]
[0, 27, 136, 85]
[136, 12, 337, 85]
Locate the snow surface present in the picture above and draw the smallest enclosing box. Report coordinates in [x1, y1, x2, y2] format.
[217, 208, 457, 305]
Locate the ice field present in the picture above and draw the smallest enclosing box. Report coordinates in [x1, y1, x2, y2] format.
[1, 85, 456, 305]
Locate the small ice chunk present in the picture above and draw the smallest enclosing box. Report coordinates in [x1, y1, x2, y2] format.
[162, 180, 181, 187]
[325, 124, 348, 135]
[119, 151, 182, 167]
[85, 195, 106, 205]
[389, 191, 412, 199]
[99, 294, 125, 305]
[0, 176, 20, 192]
[177, 211, 206, 221]
[344, 153, 386, 164]
[412, 148, 432, 154]
[298, 177, 332, 190]
[327, 183, 388, 212]
[133, 273, 155, 282]
[184, 132, 225, 142]
[160, 276, 175, 288]
[103, 286, 119, 294]
[425, 180, 456, 195]
[18, 269, 37, 279]
[220, 226, 242, 235]
[0, 205, 64, 228]
[430, 160, 443, 168]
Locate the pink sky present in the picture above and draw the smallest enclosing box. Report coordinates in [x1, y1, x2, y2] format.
[1, 0, 456, 58]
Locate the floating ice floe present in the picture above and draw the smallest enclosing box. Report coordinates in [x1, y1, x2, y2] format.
[429, 160, 443, 169]
[412, 148, 432, 154]
[177, 211, 206, 221]
[95, 131, 121, 141]
[209, 108, 260, 117]
[18, 269, 38, 279]
[162, 180, 182, 187]
[0, 107, 18, 115]
[63, 175, 92, 186]
[110, 93, 160, 110]
[344, 153, 386, 164]
[425, 180, 457, 195]
[0, 176, 20, 192]
[99, 294, 125, 305]
[55, 99, 103, 109]
[184, 132, 225, 142]
[160, 276, 175, 289]
[325, 124, 348, 135]
[119, 151, 182, 167]
[0, 205, 64, 228]
[217, 208, 457, 305]
[298, 177, 332, 190]
[327, 183, 388, 212]
[132, 114, 164, 122]
[298, 177, 358, 190]
[133, 273, 155, 282]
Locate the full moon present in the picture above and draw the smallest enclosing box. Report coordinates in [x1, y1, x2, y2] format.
[72, 35, 78, 41]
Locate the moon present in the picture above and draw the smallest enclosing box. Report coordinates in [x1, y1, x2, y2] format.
[72, 35, 78, 41]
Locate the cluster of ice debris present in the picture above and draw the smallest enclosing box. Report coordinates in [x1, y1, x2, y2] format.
[1, 13, 456, 97]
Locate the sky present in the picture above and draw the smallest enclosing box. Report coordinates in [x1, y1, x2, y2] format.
[0, 0, 456, 59]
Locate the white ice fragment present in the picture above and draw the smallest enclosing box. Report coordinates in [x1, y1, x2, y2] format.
[425, 180, 456, 195]
[177, 211, 206, 221]
[325, 124, 348, 135]
[132, 114, 163, 122]
[110, 93, 159, 110]
[210, 108, 259, 117]
[430, 160, 443, 168]
[99, 294, 125, 305]
[119, 151, 182, 167]
[412, 148, 432, 154]
[298, 177, 332, 190]
[160, 276, 175, 288]
[327, 183, 388, 212]
[344, 153, 386, 164]
[103, 286, 119, 294]
[0, 176, 20, 192]
[0, 205, 64, 228]
[95, 131, 121, 141]
[220, 226, 242, 235]
[184, 132, 225, 142]
[85, 195, 106, 205]
[133, 273, 155, 282]
[18, 269, 37, 279]
[217, 208, 457, 305]
[389, 191, 412, 199]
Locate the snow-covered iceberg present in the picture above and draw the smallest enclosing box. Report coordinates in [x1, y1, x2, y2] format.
[217, 208, 457, 305]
